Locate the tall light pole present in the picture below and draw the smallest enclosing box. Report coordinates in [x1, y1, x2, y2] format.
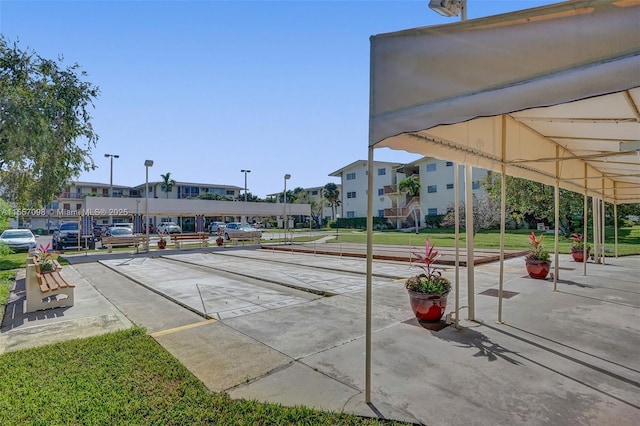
[144, 160, 154, 252]
[241, 169, 251, 202]
[105, 153, 119, 225]
[336, 213, 341, 240]
[283, 174, 291, 242]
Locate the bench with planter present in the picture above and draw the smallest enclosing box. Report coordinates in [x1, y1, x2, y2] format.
[170, 233, 209, 249]
[25, 256, 74, 313]
[102, 235, 149, 253]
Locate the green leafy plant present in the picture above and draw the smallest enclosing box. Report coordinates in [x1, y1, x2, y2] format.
[526, 232, 550, 261]
[569, 233, 591, 252]
[405, 239, 450, 295]
[36, 243, 56, 272]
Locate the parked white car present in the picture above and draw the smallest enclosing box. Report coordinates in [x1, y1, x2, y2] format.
[156, 222, 182, 234]
[223, 223, 262, 241]
[208, 222, 226, 234]
[0, 229, 37, 252]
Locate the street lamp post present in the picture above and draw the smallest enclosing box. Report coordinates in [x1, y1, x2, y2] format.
[336, 213, 341, 240]
[428, 0, 467, 20]
[144, 160, 154, 252]
[105, 153, 119, 225]
[283, 174, 291, 243]
[241, 169, 251, 202]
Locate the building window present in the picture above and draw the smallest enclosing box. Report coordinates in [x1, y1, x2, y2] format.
[63, 203, 70, 210]
[377, 188, 384, 196]
[427, 185, 437, 193]
[225, 189, 235, 196]
[347, 211, 355, 218]
[76, 203, 82, 210]
[426, 163, 437, 172]
[347, 191, 356, 199]
[377, 168, 386, 176]
[428, 208, 438, 216]
[346, 172, 356, 180]
[311, 190, 318, 195]
[472, 181, 481, 190]
[112, 189, 123, 197]
[446, 161, 453, 166]
[446, 183, 454, 189]
[378, 209, 384, 217]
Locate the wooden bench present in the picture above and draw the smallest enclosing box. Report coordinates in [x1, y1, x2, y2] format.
[170, 233, 209, 249]
[102, 235, 149, 253]
[227, 231, 262, 246]
[25, 262, 75, 312]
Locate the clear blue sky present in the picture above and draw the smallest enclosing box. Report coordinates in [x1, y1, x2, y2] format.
[1, 0, 552, 198]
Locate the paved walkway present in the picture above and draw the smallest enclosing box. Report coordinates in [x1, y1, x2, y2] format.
[1, 245, 639, 425]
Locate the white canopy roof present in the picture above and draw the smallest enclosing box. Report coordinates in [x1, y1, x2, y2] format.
[370, 0, 640, 204]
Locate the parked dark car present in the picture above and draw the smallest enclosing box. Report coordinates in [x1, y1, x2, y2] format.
[53, 222, 96, 250]
[93, 225, 109, 241]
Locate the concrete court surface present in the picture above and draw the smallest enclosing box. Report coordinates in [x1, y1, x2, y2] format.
[1, 247, 639, 425]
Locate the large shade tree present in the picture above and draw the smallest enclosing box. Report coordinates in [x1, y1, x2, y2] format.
[0, 36, 99, 208]
[482, 172, 586, 233]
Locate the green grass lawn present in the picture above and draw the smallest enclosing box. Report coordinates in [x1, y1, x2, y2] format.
[0, 328, 407, 425]
[326, 226, 640, 256]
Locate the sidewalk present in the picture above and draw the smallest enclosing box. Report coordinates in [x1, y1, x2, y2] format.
[1, 246, 638, 425]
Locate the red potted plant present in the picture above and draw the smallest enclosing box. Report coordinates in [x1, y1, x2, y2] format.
[35, 243, 56, 274]
[525, 232, 551, 279]
[157, 232, 167, 249]
[569, 233, 590, 262]
[405, 239, 451, 323]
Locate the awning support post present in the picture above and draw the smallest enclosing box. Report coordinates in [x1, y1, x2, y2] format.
[465, 165, 475, 321]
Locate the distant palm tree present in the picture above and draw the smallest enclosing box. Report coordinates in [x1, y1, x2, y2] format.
[398, 174, 421, 198]
[160, 172, 176, 199]
[398, 175, 421, 234]
[323, 182, 341, 220]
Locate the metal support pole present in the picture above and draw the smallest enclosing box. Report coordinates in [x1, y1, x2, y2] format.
[601, 193, 606, 265]
[553, 179, 560, 291]
[454, 163, 460, 329]
[144, 160, 153, 252]
[583, 191, 588, 276]
[614, 203, 618, 258]
[284, 174, 290, 244]
[498, 167, 506, 323]
[498, 116, 507, 324]
[365, 147, 374, 404]
[464, 165, 474, 320]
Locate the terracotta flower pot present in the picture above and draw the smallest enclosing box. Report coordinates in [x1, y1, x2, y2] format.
[525, 259, 551, 279]
[571, 248, 589, 262]
[407, 290, 449, 323]
[157, 240, 167, 249]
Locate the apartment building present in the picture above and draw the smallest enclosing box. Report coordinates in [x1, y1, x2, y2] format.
[330, 158, 488, 229]
[329, 160, 402, 220]
[132, 181, 242, 200]
[23, 181, 249, 232]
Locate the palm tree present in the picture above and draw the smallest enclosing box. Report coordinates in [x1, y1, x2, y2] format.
[323, 183, 340, 220]
[160, 172, 176, 199]
[398, 175, 421, 234]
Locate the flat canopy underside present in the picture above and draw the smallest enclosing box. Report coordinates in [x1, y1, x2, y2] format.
[370, 0, 640, 204]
